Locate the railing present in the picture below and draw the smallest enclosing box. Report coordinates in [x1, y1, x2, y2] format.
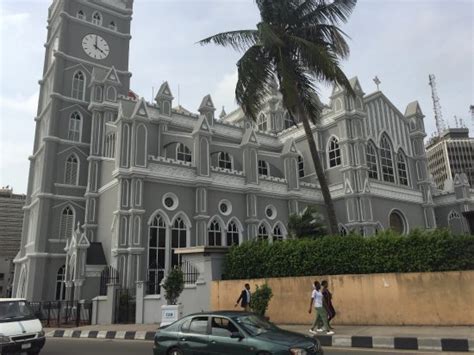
[29, 300, 92, 328]
[99, 266, 120, 296]
[181, 261, 199, 285]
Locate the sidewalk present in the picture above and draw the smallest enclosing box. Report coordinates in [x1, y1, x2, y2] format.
[45, 324, 474, 352]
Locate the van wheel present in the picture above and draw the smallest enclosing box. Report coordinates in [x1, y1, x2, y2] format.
[168, 348, 183, 355]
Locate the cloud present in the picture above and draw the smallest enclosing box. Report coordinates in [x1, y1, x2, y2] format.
[0, 10, 30, 28]
[212, 71, 238, 114]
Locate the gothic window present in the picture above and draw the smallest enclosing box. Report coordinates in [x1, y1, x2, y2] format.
[94, 86, 103, 102]
[92, 11, 102, 26]
[380, 135, 395, 182]
[284, 112, 294, 129]
[68, 112, 82, 142]
[226, 221, 239, 246]
[77, 10, 86, 20]
[389, 210, 406, 234]
[106, 86, 117, 102]
[55, 265, 66, 300]
[257, 224, 268, 241]
[64, 155, 79, 185]
[257, 114, 267, 131]
[71, 71, 85, 101]
[176, 143, 192, 162]
[273, 225, 284, 242]
[171, 218, 187, 268]
[366, 141, 378, 179]
[104, 133, 116, 158]
[218, 152, 232, 170]
[397, 150, 409, 186]
[148, 215, 166, 295]
[109, 21, 117, 31]
[258, 160, 269, 176]
[59, 206, 74, 240]
[298, 155, 305, 178]
[208, 220, 222, 246]
[328, 137, 341, 168]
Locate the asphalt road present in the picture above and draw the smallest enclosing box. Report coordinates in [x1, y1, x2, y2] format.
[38, 338, 463, 355]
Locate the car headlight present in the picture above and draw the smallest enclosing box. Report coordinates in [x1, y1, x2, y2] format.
[38, 330, 45, 337]
[0, 334, 10, 344]
[290, 348, 307, 355]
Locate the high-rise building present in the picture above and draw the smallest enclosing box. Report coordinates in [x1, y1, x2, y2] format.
[426, 128, 474, 189]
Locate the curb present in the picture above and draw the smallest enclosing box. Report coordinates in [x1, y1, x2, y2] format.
[46, 330, 474, 352]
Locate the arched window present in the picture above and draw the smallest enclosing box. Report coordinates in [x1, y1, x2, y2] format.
[106, 86, 117, 102]
[218, 152, 232, 170]
[92, 11, 102, 26]
[64, 155, 79, 185]
[397, 150, 409, 186]
[208, 220, 222, 246]
[284, 112, 293, 129]
[176, 143, 191, 162]
[273, 225, 283, 242]
[227, 221, 239, 246]
[68, 112, 82, 142]
[389, 210, 406, 234]
[71, 71, 85, 100]
[109, 21, 117, 31]
[148, 215, 166, 295]
[380, 135, 395, 182]
[257, 224, 268, 241]
[328, 137, 341, 168]
[59, 206, 74, 240]
[339, 224, 348, 236]
[171, 217, 187, 267]
[77, 10, 86, 20]
[298, 155, 305, 178]
[366, 141, 378, 179]
[258, 160, 269, 176]
[257, 114, 267, 131]
[55, 265, 66, 300]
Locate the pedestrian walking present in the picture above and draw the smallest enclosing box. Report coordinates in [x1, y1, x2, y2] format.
[308, 281, 334, 335]
[235, 283, 251, 312]
[321, 280, 336, 329]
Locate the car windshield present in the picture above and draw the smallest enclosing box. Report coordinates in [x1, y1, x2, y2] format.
[235, 314, 276, 336]
[0, 301, 36, 323]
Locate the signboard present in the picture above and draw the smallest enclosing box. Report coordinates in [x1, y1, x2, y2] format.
[160, 305, 183, 327]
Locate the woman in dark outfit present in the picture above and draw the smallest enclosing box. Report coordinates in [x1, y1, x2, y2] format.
[321, 280, 336, 329]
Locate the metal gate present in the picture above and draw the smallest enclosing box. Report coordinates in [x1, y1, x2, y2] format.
[114, 287, 136, 324]
[29, 300, 92, 327]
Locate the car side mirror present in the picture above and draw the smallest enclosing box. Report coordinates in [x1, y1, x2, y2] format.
[230, 332, 243, 339]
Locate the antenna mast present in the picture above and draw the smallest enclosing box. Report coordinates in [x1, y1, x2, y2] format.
[429, 74, 445, 136]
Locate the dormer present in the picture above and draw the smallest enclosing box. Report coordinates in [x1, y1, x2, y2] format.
[329, 77, 363, 112]
[198, 94, 216, 124]
[405, 101, 425, 134]
[155, 81, 174, 116]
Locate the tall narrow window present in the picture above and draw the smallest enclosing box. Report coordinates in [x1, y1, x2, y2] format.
[171, 218, 187, 267]
[380, 135, 395, 182]
[55, 265, 66, 300]
[218, 152, 232, 170]
[226, 221, 239, 246]
[71, 71, 85, 100]
[298, 156, 305, 178]
[328, 137, 341, 167]
[148, 215, 166, 295]
[257, 114, 267, 131]
[284, 112, 294, 129]
[176, 143, 191, 162]
[208, 220, 222, 246]
[257, 224, 268, 241]
[366, 141, 378, 179]
[64, 155, 79, 185]
[92, 11, 102, 26]
[59, 206, 74, 240]
[109, 21, 117, 31]
[258, 160, 269, 176]
[273, 225, 284, 242]
[397, 151, 409, 186]
[68, 112, 81, 142]
[77, 10, 86, 20]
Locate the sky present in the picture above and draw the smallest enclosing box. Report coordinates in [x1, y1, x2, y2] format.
[0, 0, 473, 194]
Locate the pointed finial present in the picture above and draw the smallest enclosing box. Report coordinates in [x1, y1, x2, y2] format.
[219, 106, 226, 119]
[373, 76, 381, 91]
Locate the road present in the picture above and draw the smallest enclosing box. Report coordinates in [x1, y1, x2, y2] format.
[39, 338, 462, 354]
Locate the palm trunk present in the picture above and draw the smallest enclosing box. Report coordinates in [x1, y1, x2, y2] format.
[297, 105, 338, 235]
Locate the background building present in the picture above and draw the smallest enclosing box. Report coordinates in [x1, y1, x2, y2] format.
[0, 187, 25, 297]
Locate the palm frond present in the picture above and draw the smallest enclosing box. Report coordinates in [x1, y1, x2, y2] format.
[198, 30, 259, 51]
[299, 0, 357, 26]
[294, 24, 351, 58]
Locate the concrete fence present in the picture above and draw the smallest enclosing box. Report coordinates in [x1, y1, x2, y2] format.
[211, 271, 474, 326]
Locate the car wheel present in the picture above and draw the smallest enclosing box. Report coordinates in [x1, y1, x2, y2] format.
[168, 348, 183, 355]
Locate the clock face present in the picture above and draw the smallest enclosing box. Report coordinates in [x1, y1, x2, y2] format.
[82, 34, 110, 60]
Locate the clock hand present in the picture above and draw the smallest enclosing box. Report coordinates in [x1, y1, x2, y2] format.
[95, 35, 98, 47]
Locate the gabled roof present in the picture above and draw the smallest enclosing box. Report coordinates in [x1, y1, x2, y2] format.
[131, 97, 150, 118]
[349, 76, 364, 95]
[155, 81, 174, 100]
[241, 126, 259, 146]
[405, 101, 423, 117]
[281, 139, 298, 155]
[192, 114, 211, 135]
[198, 94, 215, 111]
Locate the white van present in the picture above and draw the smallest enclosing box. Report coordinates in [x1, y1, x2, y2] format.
[0, 298, 45, 355]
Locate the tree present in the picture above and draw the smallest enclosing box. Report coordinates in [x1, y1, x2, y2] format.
[288, 205, 327, 238]
[251, 283, 273, 316]
[199, 0, 356, 234]
[162, 266, 184, 305]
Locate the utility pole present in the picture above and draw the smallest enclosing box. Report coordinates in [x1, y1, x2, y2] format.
[428, 74, 445, 136]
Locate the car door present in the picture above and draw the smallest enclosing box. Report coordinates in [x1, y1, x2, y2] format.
[179, 316, 211, 355]
[208, 317, 253, 354]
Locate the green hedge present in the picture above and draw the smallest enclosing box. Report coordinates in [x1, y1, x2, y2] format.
[222, 229, 474, 280]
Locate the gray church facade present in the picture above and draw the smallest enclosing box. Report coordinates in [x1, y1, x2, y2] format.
[13, 0, 473, 302]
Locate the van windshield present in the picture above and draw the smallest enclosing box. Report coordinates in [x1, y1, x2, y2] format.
[0, 301, 36, 323]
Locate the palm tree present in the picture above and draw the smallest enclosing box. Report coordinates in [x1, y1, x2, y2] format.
[199, 0, 356, 234]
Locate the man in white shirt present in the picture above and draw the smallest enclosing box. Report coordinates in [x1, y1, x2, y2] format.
[308, 281, 334, 335]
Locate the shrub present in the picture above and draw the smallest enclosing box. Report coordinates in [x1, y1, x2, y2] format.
[162, 267, 184, 305]
[288, 205, 327, 238]
[223, 229, 474, 279]
[251, 283, 273, 316]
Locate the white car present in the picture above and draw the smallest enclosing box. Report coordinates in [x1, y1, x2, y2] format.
[0, 298, 45, 355]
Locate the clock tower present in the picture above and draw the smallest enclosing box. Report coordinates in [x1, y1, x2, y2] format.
[13, 0, 133, 301]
